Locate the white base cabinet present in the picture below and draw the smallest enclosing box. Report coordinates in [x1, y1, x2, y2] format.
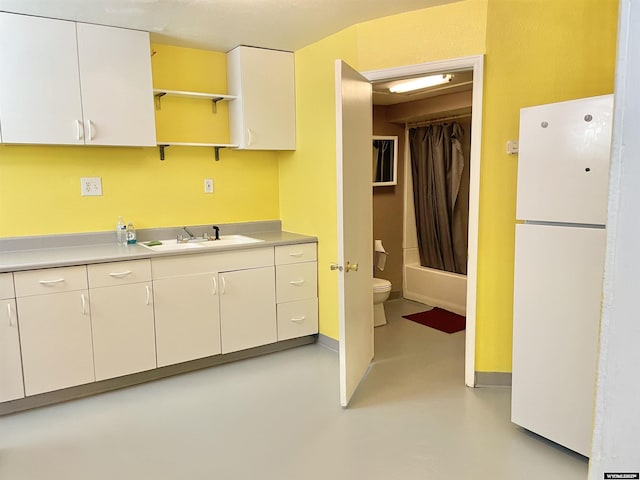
[220, 266, 276, 354]
[14, 265, 95, 396]
[1, 241, 317, 404]
[0, 273, 24, 402]
[88, 260, 156, 381]
[153, 273, 221, 367]
[274, 243, 318, 341]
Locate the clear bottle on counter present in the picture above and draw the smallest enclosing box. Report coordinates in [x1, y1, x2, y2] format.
[126, 223, 137, 244]
[116, 216, 127, 245]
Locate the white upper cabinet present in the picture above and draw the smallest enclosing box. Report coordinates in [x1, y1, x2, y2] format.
[0, 13, 84, 145]
[0, 13, 156, 146]
[76, 23, 156, 146]
[227, 46, 296, 150]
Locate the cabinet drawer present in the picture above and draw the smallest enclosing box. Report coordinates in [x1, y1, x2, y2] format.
[276, 262, 317, 303]
[88, 259, 151, 288]
[152, 247, 274, 279]
[275, 243, 317, 265]
[277, 298, 318, 341]
[0, 272, 14, 299]
[14, 266, 88, 297]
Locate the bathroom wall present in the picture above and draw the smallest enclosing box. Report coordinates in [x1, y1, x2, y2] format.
[373, 105, 405, 294]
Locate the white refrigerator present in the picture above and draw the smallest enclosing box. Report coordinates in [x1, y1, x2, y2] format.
[511, 94, 613, 457]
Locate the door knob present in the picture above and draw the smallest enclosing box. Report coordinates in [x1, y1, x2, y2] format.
[345, 262, 359, 272]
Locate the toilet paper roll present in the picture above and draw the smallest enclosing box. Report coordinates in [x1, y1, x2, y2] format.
[374, 240, 387, 271]
[374, 239, 387, 253]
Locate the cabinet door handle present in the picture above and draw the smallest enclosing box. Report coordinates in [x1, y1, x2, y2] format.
[39, 278, 65, 285]
[81, 293, 87, 315]
[145, 285, 151, 306]
[291, 316, 305, 323]
[288, 252, 304, 257]
[7, 303, 13, 327]
[212, 277, 218, 295]
[221, 276, 226, 295]
[76, 120, 84, 140]
[109, 271, 132, 278]
[289, 279, 305, 286]
[87, 120, 95, 140]
[247, 128, 254, 146]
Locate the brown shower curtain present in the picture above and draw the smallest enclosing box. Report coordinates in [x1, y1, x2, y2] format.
[409, 122, 469, 275]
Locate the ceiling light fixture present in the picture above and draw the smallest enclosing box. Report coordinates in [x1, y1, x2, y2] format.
[389, 74, 453, 93]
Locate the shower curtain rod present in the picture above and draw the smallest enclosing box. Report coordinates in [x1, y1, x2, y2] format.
[408, 113, 472, 127]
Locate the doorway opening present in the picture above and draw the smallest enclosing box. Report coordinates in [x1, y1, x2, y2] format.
[363, 56, 484, 386]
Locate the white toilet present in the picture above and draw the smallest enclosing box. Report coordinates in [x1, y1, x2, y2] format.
[373, 277, 392, 327]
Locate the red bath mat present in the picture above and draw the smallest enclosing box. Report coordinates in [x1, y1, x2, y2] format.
[402, 308, 466, 334]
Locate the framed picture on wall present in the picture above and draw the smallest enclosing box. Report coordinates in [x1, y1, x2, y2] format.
[372, 135, 398, 186]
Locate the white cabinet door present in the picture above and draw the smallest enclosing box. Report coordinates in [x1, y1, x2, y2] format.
[153, 274, 221, 367]
[76, 23, 156, 146]
[227, 46, 296, 150]
[219, 266, 277, 354]
[0, 13, 84, 145]
[17, 290, 95, 396]
[90, 282, 156, 381]
[1, 276, 25, 402]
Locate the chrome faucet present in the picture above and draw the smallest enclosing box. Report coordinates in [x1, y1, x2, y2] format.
[177, 226, 197, 243]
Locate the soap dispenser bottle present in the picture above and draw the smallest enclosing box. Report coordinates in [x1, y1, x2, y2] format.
[116, 216, 127, 245]
[126, 223, 137, 244]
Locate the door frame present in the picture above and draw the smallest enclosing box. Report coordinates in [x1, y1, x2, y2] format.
[363, 55, 484, 387]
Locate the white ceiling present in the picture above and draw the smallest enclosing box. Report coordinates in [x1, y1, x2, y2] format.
[0, 0, 460, 53]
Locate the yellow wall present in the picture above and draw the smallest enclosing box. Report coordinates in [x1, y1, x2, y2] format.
[0, 44, 280, 237]
[279, 0, 487, 340]
[476, 0, 618, 372]
[280, 0, 617, 373]
[278, 28, 360, 340]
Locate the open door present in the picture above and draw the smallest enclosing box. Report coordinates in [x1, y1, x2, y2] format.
[335, 60, 374, 407]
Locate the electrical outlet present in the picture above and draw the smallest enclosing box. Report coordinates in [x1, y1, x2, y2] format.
[81, 177, 102, 196]
[204, 178, 214, 194]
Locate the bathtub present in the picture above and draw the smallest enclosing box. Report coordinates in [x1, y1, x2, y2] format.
[403, 248, 467, 316]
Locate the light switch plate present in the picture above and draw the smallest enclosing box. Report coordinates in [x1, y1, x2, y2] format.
[81, 177, 102, 196]
[204, 178, 214, 194]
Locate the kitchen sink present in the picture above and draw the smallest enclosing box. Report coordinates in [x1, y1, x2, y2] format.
[138, 235, 264, 252]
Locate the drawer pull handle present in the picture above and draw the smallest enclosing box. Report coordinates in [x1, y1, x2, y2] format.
[221, 276, 226, 295]
[145, 285, 151, 306]
[289, 280, 305, 286]
[7, 303, 13, 327]
[39, 278, 65, 285]
[109, 271, 132, 278]
[288, 252, 304, 257]
[81, 293, 87, 315]
[212, 277, 218, 295]
[291, 316, 305, 323]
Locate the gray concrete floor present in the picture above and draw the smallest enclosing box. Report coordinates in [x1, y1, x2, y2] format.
[0, 298, 588, 479]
